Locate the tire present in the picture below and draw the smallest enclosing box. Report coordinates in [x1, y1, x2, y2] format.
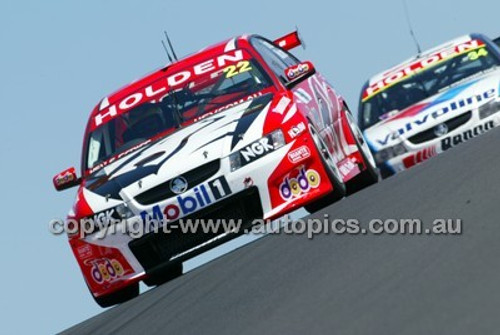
[143, 263, 183, 287]
[304, 124, 346, 213]
[345, 116, 379, 194]
[93, 282, 139, 308]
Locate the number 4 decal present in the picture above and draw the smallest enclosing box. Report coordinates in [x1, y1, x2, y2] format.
[468, 48, 488, 61]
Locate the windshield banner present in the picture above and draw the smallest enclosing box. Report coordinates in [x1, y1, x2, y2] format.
[362, 39, 486, 102]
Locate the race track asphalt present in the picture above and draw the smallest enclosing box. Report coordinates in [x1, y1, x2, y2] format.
[61, 127, 500, 335]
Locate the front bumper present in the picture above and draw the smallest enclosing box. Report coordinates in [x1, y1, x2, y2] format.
[129, 186, 262, 276]
[376, 109, 500, 175]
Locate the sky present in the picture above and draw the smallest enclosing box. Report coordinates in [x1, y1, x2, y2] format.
[0, 0, 499, 333]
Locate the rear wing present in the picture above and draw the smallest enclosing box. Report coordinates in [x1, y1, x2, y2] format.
[273, 30, 305, 51]
[494, 36, 500, 48]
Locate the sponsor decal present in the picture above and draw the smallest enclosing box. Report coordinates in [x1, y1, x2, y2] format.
[92, 208, 116, 225]
[194, 91, 264, 122]
[363, 39, 485, 101]
[441, 121, 495, 150]
[86, 258, 127, 284]
[279, 168, 321, 200]
[80, 208, 118, 235]
[376, 89, 496, 146]
[170, 176, 188, 195]
[89, 139, 152, 174]
[338, 158, 359, 177]
[140, 176, 232, 223]
[77, 244, 93, 259]
[273, 96, 291, 115]
[288, 122, 306, 138]
[55, 171, 75, 187]
[239, 137, 275, 164]
[288, 145, 311, 163]
[74, 208, 122, 237]
[286, 62, 310, 80]
[223, 60, 253, 78]
[94, 50, 246, 127]
[402, 146, 438, 168]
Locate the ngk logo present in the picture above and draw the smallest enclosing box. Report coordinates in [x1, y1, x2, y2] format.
[93, 209, 115, 225]
[240, 138, 274, 163]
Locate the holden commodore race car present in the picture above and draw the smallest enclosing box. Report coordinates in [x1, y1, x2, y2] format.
[358, 33, 500, 178]
[53, 30, 378, 307]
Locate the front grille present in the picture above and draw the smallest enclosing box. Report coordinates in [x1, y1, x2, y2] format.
[129, 187, 262, 272]
[135, 159, 220, 205]
[408, 111, 472, 145]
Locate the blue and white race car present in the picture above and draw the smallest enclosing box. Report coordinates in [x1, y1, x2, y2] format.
[358, 34, 500, 177]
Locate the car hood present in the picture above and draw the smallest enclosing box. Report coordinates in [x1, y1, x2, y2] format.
[364, 68, 500, 151]
[83, 93, 274, 205]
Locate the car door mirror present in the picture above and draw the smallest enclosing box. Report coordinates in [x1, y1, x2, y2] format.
[284, 61, 315, 88]
[53, 167, 81, 191]
[492, 37, 500, 48]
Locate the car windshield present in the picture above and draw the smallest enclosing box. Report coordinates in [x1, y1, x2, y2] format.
[85, 57, 272, 172]
[360, 41, 500, 130]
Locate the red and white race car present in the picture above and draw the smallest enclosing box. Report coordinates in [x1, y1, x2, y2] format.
[53, 31, 378, 307]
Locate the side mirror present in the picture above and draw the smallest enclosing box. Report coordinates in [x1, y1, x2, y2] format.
[494, 36, 500, 48]
[53, 167, 81, 191]
[284, 61, 316, 88]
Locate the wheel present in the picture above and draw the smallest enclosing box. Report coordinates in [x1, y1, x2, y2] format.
[143, 263, 183, 287]
[345, 114, 379, 194]
[92, 282, 139, 308]
[304, 123, 346, 213]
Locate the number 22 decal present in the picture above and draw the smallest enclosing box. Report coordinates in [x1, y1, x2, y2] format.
[223, 61, 252, 78]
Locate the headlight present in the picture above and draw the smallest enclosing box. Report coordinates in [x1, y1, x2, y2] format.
[478, 99, 500, 119]
[229, 152, 242, 172]
[270, 129, 285, 148]
[374, 143, 407, 165]
[79, 204, 134, 237]
[115, 203, 134, 219]
[229, 130, 286, 171]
